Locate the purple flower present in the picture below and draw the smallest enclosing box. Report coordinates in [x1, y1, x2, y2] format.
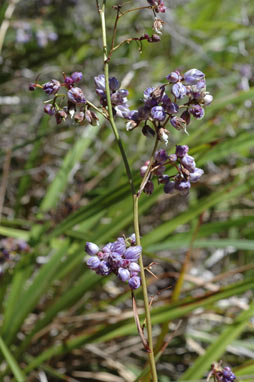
[67, 87, 86, 104]
[111, 89, 128, 106]
[109, 253, 123, 269]
[170, 116, 187, 131]
[129, 276, 141, 289]
[144, 87, 155, 100]
[203, 93, 213, 105]
[175, 145, 189, 158]
[171, 82, 187, 99]
[43, 79, 61, 95]
[86, 256, 100, 270]
[164, 100, 179, 114]
[94, 74, 106, 90]
[221, 367, 236, 382]
[118, 268, 130, 282]
[189, 105, 205, 119]
[44, 104, 55, 115]
[64, 76, 74, 86]
[109, 77, 120, 91]
[155, 149, 168, 163]
[98, 260, 111, 276]
[175, 180, 191, 192]
[85, 242, 99, 256]
[164, 181, 175, 194]
[124, 246, 142, 261]
[166, 71, 181, 83]
[189, 168, 204, 182]
[169, 154, 177, 162]
[151, 106, 166, 121]
[181, 155, 196, 172]
[102, 243, 112, 253]
[71, 72, 83, 82]
[129, 262, 140, 273]
[111, 237, 126, 255]
[184, 68, 205, 85]
[140, 164, 149, 177]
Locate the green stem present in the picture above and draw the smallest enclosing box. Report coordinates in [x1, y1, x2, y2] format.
[99, 2, 158, 381]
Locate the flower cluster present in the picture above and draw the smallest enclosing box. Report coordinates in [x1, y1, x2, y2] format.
[207, 364, 236, 382]
[0, 238, 30, 276]
[140, 146, 204, 196]
[147, 0, 166, 13]
[116, 68, 212, 144]
[29, 71, 99, 126]
[85, 234, 141, 289]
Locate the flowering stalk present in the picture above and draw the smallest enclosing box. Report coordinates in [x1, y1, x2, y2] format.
[99, 1, 158, 380]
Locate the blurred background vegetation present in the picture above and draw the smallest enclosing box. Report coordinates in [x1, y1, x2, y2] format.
[0, 0, 254, 381]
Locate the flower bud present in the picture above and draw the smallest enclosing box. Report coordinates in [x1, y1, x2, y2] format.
[94, 74, 105, 90]
[153, 17, 164, 34]
[55, 110, 67, 125]
[129, 276, 141, 289]
[64, 76, 74, 86]
[29, 83, 36, 91]
[155, 149, 168, 163]
[151, 106, 166, 121]
[129, 262, 140, 273]
[85, 110, 99, 126]
[180, 110, 191, 125]
[109, 77, 120, 91]
[189, 105, 205, 119]
[67, 87, 86, 104]
[170, 116, 187, 131]
[44, 104, 55, 115]
[85, 242, 99, 256]
[184, 68, 205, 85]
[175, 180, 191, 192]
[158, 174, 170, 184]
[189, 168, 204, 182]
[169, 153, 177, 162]
[118, 268, 130, 282]
[74, 111, 85, 123]
[129, 233, 136, 244]
[171, 82, 187, 99]
[111, 237, 126, 255]
[124, 246, 142, 261]
[43, 79, 61, 95]
[203, 93, 213, 106]
[86, 256, 100, 270]
[181, 155, 196, 172]
[148, 34, 161, 42]
[144, 180, 154, 194]
[140, 164, 149, 178]
[175, 145, 189, 158]
[71, 71, 83, 83]
[98, 261, 111, 276]
[166, 71, 181, 83]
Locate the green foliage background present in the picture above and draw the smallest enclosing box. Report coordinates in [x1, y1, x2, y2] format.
[0, 0, 253, 381]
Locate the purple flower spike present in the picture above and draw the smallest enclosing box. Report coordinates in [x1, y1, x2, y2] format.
[71, 71, 83, 82]
[67, 87, 86, 104]
[189, 168, 204, 183]
[181, 155, 196, 172]
[171, 82, 187, 99]
[43, 79, 61, 95]
[118, 268, 130, 282]
[111, 237, 126, 255]
[189, 105, 205, 119]
[166, 71, 181, 83]
[129, 276, 141, 289]
[85, 242, 99, 256]
[86, 256, 100, 270]
[155, 149, 168, 163]
[184, 68, 205, 85]
[151, 106, 166, 121]
[175, 145, 189, 158]
[222, 367, 236, 382]
[109, 77, 120, 91]
[124, 246, 142, 261]
[94, 74, 106, 90]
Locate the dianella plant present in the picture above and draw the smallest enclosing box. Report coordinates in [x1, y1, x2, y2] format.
[1, 0, 253, 381]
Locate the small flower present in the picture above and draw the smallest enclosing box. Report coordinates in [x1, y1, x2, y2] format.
[171, 82, 187, 99]
[155, 149, 168, 163]
[94, 74, 106, 90]
[43, 79, 61, 95]
[98, 260, 111, 276]
[109, 77, 120, 91]
[129, 262, 140, 273]
[203, 93, 213, 105]
[153, 17, 164, 34]
[74, 111, 85, 123]
[118, 268, 130, 282]
[169, 153, 177, 162]
[175, 145, 189, 158]
[85, 110, 99, 126]
[71, 71, 83, 82]
[158, 174, 170, 184]
[166, 71, 181, 83]
[64, 76, 74, 86]
[86, 256, 100, 270]
[184, 68, 205, 85]
[44, 104, 55, 115]
[55, 110, 67, 125]
[189, 104, 205, 119]
[67, 87, 86, 104]
[181, 155, 196, 172]
[151, 106, 166, 121]
[129, 276, 141, 289]
[124, 246, 142, 261]
[170, 116, 187, 132]
[175, 180, 191, 192]
[85, 242, 99, 256]
[180, 110, 191, 125]
[189, 168, 204, 182]
[111, 237, 126, 255]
